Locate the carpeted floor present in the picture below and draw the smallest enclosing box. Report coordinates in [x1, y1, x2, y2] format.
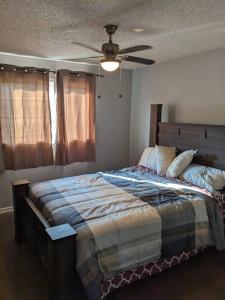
[0, 212, 225, 300]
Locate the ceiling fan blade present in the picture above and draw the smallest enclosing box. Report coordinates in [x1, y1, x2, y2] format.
[71, 42, 102, 53]
[122, 56, 155, 65]
[118, 45, 152, 54]
[61, 55, 103, 62]
[59, 56, 103, 66]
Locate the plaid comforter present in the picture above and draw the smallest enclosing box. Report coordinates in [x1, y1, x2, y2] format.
[30, 167, 225, 300]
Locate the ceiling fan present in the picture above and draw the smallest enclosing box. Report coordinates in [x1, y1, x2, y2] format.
[66, 24, 155, 71]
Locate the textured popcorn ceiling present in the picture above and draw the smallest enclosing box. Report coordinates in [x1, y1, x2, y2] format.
[1, 0, 225, 69]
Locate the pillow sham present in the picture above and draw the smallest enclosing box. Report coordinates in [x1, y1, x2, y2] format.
[166, 149, 197, 178]
[180, 164, 225, 193]
[204, 167, 225, 192]
[138, 147, 157, 171]
[156, 145, 176, 176]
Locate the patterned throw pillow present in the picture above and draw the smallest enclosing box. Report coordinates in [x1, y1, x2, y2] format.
[166, 149, 197, 178]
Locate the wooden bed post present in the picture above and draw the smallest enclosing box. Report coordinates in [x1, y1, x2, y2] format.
[149, 104, 162, 147]
[46, 224, 78, 300]
[12, 179, 80, 300]
[12, 179, 30, 241]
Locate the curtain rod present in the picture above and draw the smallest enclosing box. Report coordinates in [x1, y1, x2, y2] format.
[50, 70, 104, 77]
[0, 65, 104, 77]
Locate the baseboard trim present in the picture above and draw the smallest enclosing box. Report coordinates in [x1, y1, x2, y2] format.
[0, 206, 13, 214]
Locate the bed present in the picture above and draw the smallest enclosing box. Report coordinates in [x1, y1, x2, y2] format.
[12, 104, 225, 300]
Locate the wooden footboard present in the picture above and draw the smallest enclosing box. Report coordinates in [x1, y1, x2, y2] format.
[12, 180, 81, 300]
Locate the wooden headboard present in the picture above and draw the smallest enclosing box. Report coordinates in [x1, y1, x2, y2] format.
[149, 104, 225, 170]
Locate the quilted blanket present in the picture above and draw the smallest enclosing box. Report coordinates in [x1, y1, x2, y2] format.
[29, 167, 225, 300]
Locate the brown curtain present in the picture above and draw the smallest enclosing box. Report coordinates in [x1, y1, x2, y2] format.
[55, 70, 96, 165]
[0, 64, 53, 170]
[0, 125, 4, 172]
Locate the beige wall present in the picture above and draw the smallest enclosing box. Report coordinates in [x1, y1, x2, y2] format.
[0, 54, 132, 209]
[130, 48, 225, 165]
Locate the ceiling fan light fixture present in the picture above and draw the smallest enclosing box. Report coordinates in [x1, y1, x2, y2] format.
[101, 59, 120, 72]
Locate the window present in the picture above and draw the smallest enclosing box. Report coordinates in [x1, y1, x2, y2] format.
[49, 77, 57, 146]
[0, 66, 96, 170]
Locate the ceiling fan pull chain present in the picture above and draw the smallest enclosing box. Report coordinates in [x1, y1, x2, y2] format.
[118, 66, 122, 99]
[97, 65, 102, 100]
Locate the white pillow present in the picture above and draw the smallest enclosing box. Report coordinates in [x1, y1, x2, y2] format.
[156, 145, 176, 176]
[138, 147, 157, 171]
[180, 164, 225, 193]
[205, 173, 225, 192]
[139, 147, 153, 167]
[166, 150, 197, 178]
[204, 167, 225, 192]
[180, 164, 207, 181]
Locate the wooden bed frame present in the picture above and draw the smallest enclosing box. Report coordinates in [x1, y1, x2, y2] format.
[12, 104, 225, 300]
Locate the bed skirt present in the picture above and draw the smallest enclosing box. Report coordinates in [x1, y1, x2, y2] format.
[101, 248, 203, 298]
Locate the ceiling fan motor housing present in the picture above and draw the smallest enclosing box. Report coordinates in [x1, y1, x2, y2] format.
[102, 43, 119, 56]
